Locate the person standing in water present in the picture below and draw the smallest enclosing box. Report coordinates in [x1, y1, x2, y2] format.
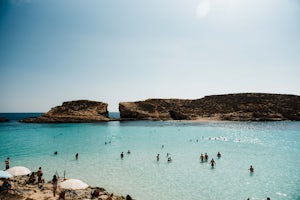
[5, 157, 10, 170]
[204, 153, 208, 161]
[75, 153, 79, 160]
[120, 152, 124, 159]
[217, 152, 221, 158]
[210, 158, 215, 167]
[156, 154, 160, 161]
[249, 165, 254, 173]
[200, 154, 204, 162]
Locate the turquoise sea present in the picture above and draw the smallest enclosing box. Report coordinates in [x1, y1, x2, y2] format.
[0, 113, 300, 200]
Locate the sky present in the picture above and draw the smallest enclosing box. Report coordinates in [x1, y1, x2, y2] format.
[0, 0, 299, 112]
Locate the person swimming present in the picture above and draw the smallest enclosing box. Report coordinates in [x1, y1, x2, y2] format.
[54, 151, 58, 155]
[168, 157, 172, 162]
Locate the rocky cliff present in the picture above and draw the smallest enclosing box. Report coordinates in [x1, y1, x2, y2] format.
[21, 100, 110, 123]
[119, 93, 300, 121]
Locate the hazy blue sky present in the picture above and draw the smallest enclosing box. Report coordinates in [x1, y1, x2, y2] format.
[0, 0, 299, 112]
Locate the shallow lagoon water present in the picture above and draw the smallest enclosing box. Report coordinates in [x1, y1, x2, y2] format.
[0, 114, 300, 200]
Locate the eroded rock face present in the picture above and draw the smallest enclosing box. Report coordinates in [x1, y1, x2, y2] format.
[119, 93, 300, 121]
[21, 100, 109, 123]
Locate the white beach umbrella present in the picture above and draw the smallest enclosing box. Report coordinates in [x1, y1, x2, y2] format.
[59, 179, 89, 190]
[0, 170, 13, 179]
[6, 166, 31, 176]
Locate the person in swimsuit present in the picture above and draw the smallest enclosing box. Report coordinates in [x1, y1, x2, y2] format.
[210, 158, 215, 168]
[200, 154, 204, 162]
[249, 165, 254, 173]
[52, 175, 58, 197]
[5, 157, 10, 170]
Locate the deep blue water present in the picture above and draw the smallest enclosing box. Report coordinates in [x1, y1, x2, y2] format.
[0, 113, 300, 200]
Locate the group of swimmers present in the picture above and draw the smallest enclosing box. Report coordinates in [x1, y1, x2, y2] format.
[53, 151, 79, 161]
[120, 150, 131, 159]
[200, 151, 254, 172]
[156, 153, 172, 162]
[199, 152, 220, 167]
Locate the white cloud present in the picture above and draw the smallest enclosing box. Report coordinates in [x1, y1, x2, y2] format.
[196, 0, 211, 19]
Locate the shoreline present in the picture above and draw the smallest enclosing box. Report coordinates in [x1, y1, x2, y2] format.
[0, 175, 128, 200]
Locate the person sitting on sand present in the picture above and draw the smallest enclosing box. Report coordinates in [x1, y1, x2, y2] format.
[52, 175, 58, 197]
[249, 165, 254, 173]
[126, 194, 133, 200]
[28, 172, 36, 184]
[1, 179, 12, 191]
[107, 193, 114, 200]
[91, 188, 100, 199]
[58, 190, 66, 200]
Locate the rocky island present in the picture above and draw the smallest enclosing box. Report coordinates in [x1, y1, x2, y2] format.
[119, 93, 300, 121]
[21, 100, 110, 123]
[19, 93, 300, 123]
[0, 117, 9, 122]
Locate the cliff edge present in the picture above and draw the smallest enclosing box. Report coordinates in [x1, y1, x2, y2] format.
[119, 93, 300, 121]
[21, 100, 110, 123]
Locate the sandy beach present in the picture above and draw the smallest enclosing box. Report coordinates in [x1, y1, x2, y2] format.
[0, 176, 128, 200]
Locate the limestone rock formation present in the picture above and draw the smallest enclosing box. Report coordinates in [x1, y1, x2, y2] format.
[119, 93, 300, 121]
[21, 100, 110, 123]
